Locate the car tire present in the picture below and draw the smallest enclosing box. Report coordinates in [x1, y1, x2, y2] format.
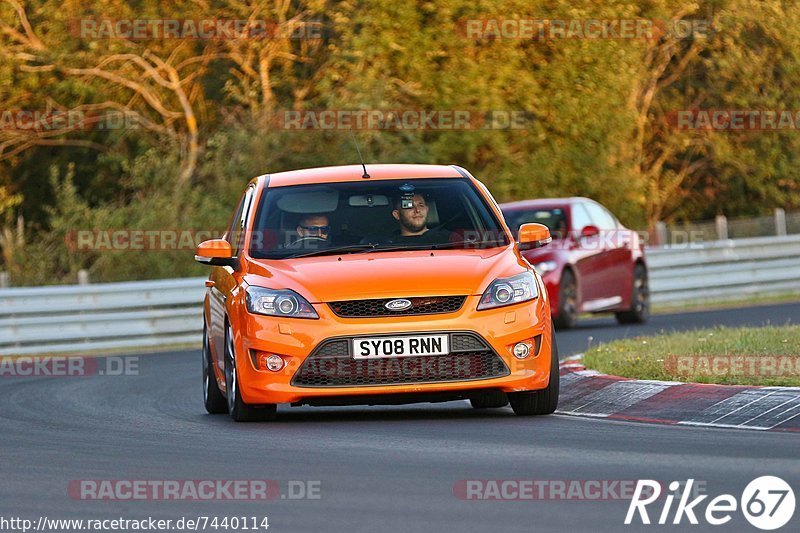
[469, 391, 509, 409]
[615, 263, 650, 325]
[203, 323, 227, 414]
[508, 325, 560, 416]
[224, 323, 277, 422]
[554, 269, 578, 330]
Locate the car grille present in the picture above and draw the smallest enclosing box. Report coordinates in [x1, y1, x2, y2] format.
[329, 296, 466, 318]
[291, 332, 510, 387]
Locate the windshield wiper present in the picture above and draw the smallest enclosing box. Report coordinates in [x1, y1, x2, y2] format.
[429, 238, 508, 250]
[372, 238, 508, 251]
[289, 243, 380, 259]
[288, 238, 508, 259]
[357, 238, 509, 253]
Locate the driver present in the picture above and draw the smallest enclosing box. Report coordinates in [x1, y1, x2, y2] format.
[296, 214, 330, 241]
[390, 193, 451, 243]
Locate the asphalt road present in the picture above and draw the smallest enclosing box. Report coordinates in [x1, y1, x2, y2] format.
[1, 302, 799, 533]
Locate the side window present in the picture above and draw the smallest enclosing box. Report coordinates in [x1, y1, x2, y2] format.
[227, 186, 255, 257]
[571, 203, 592, 232]
[583, 202, 616, 230]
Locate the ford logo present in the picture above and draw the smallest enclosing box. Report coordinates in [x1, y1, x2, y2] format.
[385, 299, 412, 311]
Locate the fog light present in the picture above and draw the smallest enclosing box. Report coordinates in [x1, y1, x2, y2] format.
[264, 354, 284, 372]
[513, 342, 530, 359]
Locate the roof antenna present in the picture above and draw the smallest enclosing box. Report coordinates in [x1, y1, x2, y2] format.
[350, 131, 370, 179]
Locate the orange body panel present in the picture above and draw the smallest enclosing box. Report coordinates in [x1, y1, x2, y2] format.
[200, 164, 554, 408]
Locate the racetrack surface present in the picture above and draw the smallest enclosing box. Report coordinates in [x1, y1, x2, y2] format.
[1, 302, 799, 532]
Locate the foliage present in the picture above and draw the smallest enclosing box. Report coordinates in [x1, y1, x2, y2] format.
[1, 0, 800, 283]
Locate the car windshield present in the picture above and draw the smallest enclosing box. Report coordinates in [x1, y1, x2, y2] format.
[503, 207, 568, 240]
[249, 178, 510, 259]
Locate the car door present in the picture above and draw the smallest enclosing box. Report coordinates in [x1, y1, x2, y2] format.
[582, 201, 626, 306]
[208, 185, 255, 377]
[569, 202, 605, 305]
[594, 203, 635, 304]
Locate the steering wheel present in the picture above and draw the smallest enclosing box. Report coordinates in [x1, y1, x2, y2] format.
[285, 236, 328, 250]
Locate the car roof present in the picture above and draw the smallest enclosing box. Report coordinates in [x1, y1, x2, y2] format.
[499, 197, 590, 210]
[261, 164, 466, 188]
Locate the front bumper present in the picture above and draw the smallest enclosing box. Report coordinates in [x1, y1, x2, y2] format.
[233, 294, 553, 405]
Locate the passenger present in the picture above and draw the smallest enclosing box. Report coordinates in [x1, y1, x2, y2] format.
[389, 194, 451, 244]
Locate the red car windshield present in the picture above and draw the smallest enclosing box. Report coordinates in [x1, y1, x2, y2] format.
[503, 207, 568, 240]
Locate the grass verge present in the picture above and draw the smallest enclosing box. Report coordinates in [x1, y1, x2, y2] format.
[583, 325, 800, 387]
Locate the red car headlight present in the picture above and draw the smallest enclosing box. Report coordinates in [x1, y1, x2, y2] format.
[532, 260, 558, 275]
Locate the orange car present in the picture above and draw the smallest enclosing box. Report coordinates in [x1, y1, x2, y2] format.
[196, 164, 557, 421]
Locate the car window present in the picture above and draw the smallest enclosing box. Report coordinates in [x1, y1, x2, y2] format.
[228, 186, 255, 257]
[503, 208, 568, 240]
[570, 203, 592, 232]
[249, 178, 510, 259]
[583, 201, 616, 230]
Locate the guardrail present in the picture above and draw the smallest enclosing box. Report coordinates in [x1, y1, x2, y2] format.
[1, 234, 799, 355]
[647, 234, 800, 304]
[0, 278, 204, 356]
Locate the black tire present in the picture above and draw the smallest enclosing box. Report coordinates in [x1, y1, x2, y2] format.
[469, 391, 509, 409]
[508, 325, 560, 416]
[224, 323, 277, 422]
[615, 263, 650, 325]
[554, 269, 578, 329]
[203, 323, 227, 414]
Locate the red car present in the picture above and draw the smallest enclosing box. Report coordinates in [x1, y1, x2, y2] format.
[500, 198, 649, 329]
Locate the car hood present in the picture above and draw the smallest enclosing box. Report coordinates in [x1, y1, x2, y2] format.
[245, 247, 527, 302]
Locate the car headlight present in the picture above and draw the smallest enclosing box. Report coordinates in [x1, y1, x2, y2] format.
[533, 260, 558, 275]
[245, 286, 319, 319]
[477, 271, 539, 311]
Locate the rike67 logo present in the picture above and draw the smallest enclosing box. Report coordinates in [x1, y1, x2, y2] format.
[626, 477, 795, 530]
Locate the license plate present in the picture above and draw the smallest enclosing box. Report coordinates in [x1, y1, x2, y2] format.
[352, 334, 449, 359]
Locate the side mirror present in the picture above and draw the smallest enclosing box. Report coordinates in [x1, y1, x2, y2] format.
[195, 239, 236, 267]
[580, 225, 600, 239]
[517, 223, 552, 250]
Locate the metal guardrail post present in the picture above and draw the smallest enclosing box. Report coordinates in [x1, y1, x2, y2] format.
[775, 208, 787, 236]
[0, 271, 8, 288]
[655, 221, 667, 247]
[715, 215, 728, 240]
[77, 269, 90, 286]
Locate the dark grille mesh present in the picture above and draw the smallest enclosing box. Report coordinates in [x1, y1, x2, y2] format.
[292, 333, 509, 387]
[450, 334, 487, 352]
[315, 340, 350, 358]
[329, 296, 466, 318]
